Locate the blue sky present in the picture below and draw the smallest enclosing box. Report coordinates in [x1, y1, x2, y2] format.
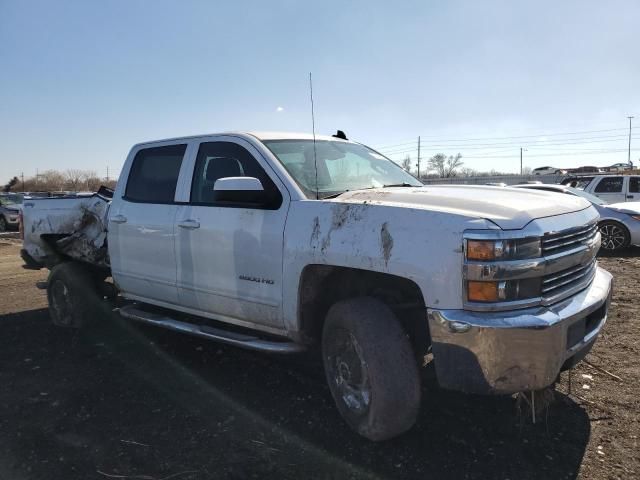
[1, 0, 638, 181]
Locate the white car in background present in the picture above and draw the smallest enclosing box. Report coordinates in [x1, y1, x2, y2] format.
[513, 183, 640, 251]
[605, 163, 633, 172]
[532, 166, 566, 175]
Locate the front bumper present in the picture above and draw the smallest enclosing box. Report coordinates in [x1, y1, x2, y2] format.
[427, 266, 613, 394]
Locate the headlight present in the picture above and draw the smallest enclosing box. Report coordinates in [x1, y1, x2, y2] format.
[465, 237, 541, 261]
[467, 279, 541, 303]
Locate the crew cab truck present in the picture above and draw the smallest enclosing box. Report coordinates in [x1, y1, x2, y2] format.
[21, 132, 613, 441]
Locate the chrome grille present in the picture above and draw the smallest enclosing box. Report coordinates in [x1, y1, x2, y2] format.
[541, 222, 599, 255]
[542, 260, 597, 297]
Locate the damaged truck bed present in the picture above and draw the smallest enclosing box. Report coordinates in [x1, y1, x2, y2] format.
[21, 194, 111, 269]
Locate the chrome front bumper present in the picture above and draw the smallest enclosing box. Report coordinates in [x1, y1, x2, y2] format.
[427, 266, 613, 394]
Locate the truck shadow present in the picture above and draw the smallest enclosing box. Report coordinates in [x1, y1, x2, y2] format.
[0, 308, 591, 480]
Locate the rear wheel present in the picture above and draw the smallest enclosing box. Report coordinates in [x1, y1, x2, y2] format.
[47, 262, 101, 327]
[598, 221, 630, 251]
[322, 297, 421, 441]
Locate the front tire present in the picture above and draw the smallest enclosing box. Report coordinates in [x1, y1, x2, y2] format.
[598, 221, 630, 251]
[47, 262, 100, 327]
[0, 215, 7, 232]
[322, 297, 421, 441]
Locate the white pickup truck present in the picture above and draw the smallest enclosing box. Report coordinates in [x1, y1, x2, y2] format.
[21, 131, 613, 441]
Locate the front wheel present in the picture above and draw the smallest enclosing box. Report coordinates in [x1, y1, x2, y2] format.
[598, 221, 630, 251]
[0, 216, 7, 232]
[47, 262, 101, 327]
[322, 297, 421, 441]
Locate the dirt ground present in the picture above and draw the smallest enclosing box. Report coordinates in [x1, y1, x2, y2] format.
[0, 238, 637, 480]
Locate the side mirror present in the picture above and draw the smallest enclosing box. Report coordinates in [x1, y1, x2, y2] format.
[213, 176, 267, 204]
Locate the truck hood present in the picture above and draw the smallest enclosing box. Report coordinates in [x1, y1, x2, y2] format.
[336, 185, 592, 230]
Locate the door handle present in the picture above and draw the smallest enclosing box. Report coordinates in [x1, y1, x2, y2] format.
[627, 195, 634, 199]
[178, 219, 200, 229]
[111, 214, 127, 224]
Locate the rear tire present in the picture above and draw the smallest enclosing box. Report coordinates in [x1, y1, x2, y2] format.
[598, 221, 630, 251]
[47, 262, 101, 328]
[322, 297, 421, 441]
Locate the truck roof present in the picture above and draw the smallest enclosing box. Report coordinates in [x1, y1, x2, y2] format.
[135, 131, 351, 147]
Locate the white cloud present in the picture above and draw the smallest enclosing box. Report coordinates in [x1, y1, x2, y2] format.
[276, 106, 284, 112]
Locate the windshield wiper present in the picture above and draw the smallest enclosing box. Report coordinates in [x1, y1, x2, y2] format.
[320, 191, 348, 199]
[319, 186, 379, 200]
[382, 182, 419, 188]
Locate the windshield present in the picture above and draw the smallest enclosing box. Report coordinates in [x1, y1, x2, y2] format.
[566, 186, 607, 205]
[0, 194, 23, 206]
[262, 140, 422, 199]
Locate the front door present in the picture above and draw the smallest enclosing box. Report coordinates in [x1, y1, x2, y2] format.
[176, 139, 289, 328]
[593, 176, 626, 203]
[108, 143, 187, 305]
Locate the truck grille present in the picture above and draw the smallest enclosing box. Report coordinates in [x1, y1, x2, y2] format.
[541, 222, 599, 255]
[542, 259, 597, 298]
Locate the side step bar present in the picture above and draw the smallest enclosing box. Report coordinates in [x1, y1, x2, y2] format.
[118, 304, 305, 354]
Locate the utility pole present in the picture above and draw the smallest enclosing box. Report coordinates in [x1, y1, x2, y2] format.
[628, 116, 634, 165]
[106, 166, 109, 183]
[417, 136, 421, 180]
[520, 147, 523, 175]
[21, 172, 24, 192]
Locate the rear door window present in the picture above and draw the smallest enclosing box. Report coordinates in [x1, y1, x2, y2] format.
[125, 144, 187, 203]
[594, 177, 623, 193]
[630, 177, 640, 193]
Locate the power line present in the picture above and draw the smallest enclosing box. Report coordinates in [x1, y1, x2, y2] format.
[464, 148, 638, 159]
[381, 133, 636, 151]
[380, 135, 640, 155]
[374, 127, 631, 150]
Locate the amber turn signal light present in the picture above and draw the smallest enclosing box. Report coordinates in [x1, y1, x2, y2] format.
[466, 240, 496, 261]
[467, 281, 499, 302]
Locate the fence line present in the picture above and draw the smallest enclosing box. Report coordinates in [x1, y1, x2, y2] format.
[419, 174, 567, 185]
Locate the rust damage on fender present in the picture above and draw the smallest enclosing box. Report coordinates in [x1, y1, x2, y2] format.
[380, 222, 394, 266]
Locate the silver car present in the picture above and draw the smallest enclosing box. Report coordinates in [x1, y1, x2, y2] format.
[0, 193, 23, 232]
[513, 184, 640, 251]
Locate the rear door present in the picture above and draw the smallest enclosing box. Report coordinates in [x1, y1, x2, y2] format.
[108, 143, 190, 305]
[175, 137, 289, 328]
[627, 176, 639, 202]
[592, 176, 626, 203]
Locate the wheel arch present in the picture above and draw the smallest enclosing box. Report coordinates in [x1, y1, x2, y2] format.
[296, 264, 429, 354]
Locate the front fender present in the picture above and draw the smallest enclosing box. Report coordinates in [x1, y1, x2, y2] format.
[281, 200, 492, 333]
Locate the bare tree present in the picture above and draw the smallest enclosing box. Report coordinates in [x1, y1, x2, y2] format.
[39, 170, 66, 190]
[427, 153, 464, 178]
[10, 169, 117, 193]
[64, 169, 87, 191]
[401, 155, 411, 172]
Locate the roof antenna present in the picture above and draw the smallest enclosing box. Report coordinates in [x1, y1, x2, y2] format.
[309, 72, 319, 200]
